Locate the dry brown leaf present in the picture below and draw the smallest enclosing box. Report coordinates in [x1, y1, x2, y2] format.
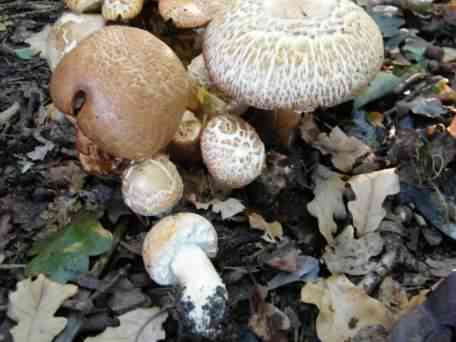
[307, 165, 347, 245]
[301, 275, 394, 342]
[7, 274, 78, 342]
[348, 168, 400, 236]
[85, 307, 168, 342]
[313, 126, 372, 172]
[248, 212, 283, 243]
[323, 225, 384, 275]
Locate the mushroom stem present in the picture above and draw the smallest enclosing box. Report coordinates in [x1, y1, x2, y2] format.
[171, 244, 227, 338]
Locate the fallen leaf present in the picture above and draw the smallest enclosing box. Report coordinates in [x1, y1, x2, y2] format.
[248, 212, 283, 243]
[301, 275, 394, 342]
[314, 126, 372, 173]
[26, 211, 113, 283]
[211, 198, 245, 220]
[354, 71, 402, 109]
[348, 168, 400, 236]
[299, 112, 320, 144]
[323, 225, 384, 275]
[266, 256, 320, 290]
[307, 165, 347, 245]
[7, 274, 78, 342]
[85, 307, 168, 342]
[248, 286, 289, 342]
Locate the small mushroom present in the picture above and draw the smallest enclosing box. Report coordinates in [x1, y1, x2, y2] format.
[169, 110, 203, 163]
[143, 212, 227, 338]
[65, 0, 144, 21]
[50, 26, 194, 161]
[201, 114, 265, 188]
[203, 0, 384, 112]
[159, 0, 230, 28]
[102, 0, 144, 21]
[121, 155, 183, 216]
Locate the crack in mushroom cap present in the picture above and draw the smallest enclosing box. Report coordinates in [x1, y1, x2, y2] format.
[201, 114, 265, 188]
[203, 0, 384, 112]
[50, 26, 193, 160]
[143, 213, 218, 285]
[102, 0, 144, 20]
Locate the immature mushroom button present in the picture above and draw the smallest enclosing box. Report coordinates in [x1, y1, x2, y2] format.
[121, 155, 183, 216]
[203, 0, 384, 112]
[50, 26, 194, 160]
[143, 213, 227, 338]
[102, 0, 144, 21]
[201, 114, 266, 189]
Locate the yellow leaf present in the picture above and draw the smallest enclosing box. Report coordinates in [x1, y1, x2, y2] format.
[7, 274, 78, 342]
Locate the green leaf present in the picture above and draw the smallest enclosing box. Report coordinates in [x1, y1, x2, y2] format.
[26, 212, 113, 283]
[15, 48, 38, 60]
[354, 72, 402, 110]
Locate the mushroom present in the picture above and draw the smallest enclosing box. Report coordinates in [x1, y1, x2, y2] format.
[169, 110, 203, 163]
[122, 155, 183, 216]
[200, 114, 266, 188]
[25, 12, 105, 71]
[203, 0, 384, 112]
[50, 26, 195, 163]
[65, 0, 144, 21]
[143, 212, 227, 338]
[159, 0, 230, 28]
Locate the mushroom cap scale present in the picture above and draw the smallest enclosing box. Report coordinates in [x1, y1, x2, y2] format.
[50, 26, 193, 160]
[203, 0, 384, 112]
[143, 213, 218, 285]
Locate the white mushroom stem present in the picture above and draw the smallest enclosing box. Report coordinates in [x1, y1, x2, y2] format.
[171, 244, 227, 337]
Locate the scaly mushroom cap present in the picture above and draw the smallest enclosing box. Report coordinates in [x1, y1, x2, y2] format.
[102, 0, 144, 20]
[201, 114, 265, 188]
[122, 155, 184, 216]
[203, 0, 384, 112]
[65, 0, 103, 12]
[143, 213, 218, 285]
[50, 26, 193, 160]
[159, 0, 231, 28]
[47, 12, 105, 70]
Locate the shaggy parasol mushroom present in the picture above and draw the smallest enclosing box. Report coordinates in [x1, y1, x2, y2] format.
[201, 114, 266, 188]
[65, 0, 144, 21]
[159, 0, 230, 28]
[203, 0, 384, 111]
[143, 212, 227, 338]
[50, 26, 194, 170]
[122, 155, 183, 216]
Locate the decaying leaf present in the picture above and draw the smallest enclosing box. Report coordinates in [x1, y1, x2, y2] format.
[248, 286, 290, 342]
[7, 274, 78, 342]
[348, 168, 400, 236]
[26, 212, 113, 283]
[323, 225, 384, 275]
[307, 165, 347, 245]
[211, 198, 245, 220]
[313, 126, 372, 172]
[301, 275, 394, 342]
[248, 212, 283, 243]
[85, 308, 168, 342]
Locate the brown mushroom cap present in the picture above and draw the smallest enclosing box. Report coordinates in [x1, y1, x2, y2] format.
[159, 0, 231, 28]
[50, 26, 194, 160]
[203, 0, 384, 112]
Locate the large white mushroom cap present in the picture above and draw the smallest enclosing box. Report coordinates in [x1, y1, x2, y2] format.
[203, 0, 384, 112]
